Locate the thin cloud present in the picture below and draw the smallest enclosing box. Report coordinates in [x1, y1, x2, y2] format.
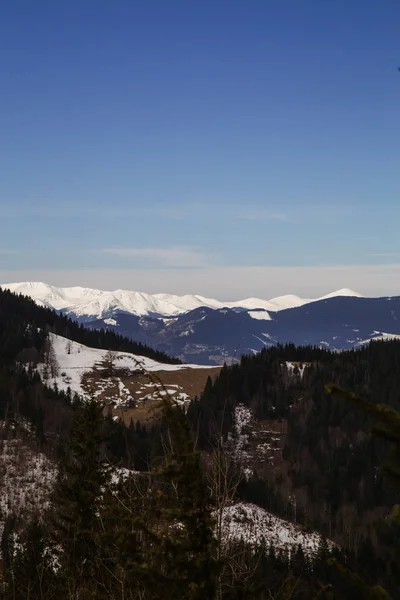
[0, 202, 208, 222]
[367, 253, 400, 257]
[102, 246, 208, 268]
[238, 210, 293, 223]
[2, 201, 296, 225]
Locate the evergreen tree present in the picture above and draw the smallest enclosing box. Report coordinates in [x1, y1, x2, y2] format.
[1, 514, 18, 594]
[152, 399, 220, 599]
[94, 397, 221, 600]
[51, 397, 113, 598]
[8, 521, 56, 600]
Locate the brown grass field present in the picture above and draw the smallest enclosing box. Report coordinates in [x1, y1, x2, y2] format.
[81, 363, 221, 424]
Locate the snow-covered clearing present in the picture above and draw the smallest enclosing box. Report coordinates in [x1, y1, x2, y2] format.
[222, 503, 331, 555]
[38, 333, 211, 399]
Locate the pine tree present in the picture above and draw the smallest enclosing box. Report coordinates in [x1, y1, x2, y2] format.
[94, 397, 220, 600]
[1, 514, 18, 595]
[51, 397, 113, 598]
[8, 521, 56, 600]
[1, 514, 17, 574]
[97, 469, 156, 599]
[151, 399, 220, 599]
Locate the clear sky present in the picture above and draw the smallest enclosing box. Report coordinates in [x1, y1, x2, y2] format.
[1, 0, 399, 298]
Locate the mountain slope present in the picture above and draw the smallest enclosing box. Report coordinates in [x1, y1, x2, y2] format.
[86, 296, 400, 364]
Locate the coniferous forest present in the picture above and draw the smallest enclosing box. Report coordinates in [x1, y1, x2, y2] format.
[0, 289, 400, 598]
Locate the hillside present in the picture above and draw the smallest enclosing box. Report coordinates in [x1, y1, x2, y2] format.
[38, 332, 220, 422]
[188, 341, 400, 595]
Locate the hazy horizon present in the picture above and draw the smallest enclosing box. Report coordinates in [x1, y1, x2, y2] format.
[2, 263, 400, 301]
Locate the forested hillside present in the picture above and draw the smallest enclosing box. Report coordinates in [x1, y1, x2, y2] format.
[0, 288, 181, 365]
[0, 288, 176, 461]
[0, 287, 180, 457]
[188, 342, 400, 595]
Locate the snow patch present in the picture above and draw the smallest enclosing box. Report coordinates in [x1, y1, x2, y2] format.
[103, 318, 118, 326]
[248, 310, 271, 321]
[286, 362, 307, 377]
[222, 503, 331, 555]
[355, 331, 400, 346]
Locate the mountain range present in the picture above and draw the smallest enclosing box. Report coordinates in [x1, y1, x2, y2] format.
[2, 281, 400, 364]
[0, 281, 362, 319]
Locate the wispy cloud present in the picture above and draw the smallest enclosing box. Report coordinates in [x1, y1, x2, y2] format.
[237, 209, 293, 223]
[0, 249, 20, 255]
[367, 253, 400, 258]
[102, 246, 208, 268]
[1, 203, 173, 220]
[1, 200, 296, 223]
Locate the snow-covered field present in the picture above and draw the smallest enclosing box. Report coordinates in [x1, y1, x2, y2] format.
[38, 333, 211, 404]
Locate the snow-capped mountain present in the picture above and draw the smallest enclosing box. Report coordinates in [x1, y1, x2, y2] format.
[0, 281, 362, 320]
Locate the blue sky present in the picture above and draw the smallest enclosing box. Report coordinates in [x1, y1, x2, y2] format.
[1, 0, 400, 298]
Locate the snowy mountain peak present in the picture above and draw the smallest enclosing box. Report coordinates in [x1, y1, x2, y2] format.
[267, 294, 311, 311]
[319, 288, 362, 300]
[0, 281, 363, 321]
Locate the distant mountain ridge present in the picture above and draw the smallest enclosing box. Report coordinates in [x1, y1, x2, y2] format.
[0, 281, 362, 320]
[4, 282, 397, 365]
